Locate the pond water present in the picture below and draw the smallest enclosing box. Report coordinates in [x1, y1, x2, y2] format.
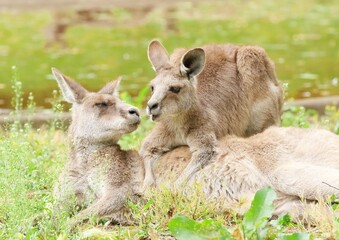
[0, 2, 338, 109]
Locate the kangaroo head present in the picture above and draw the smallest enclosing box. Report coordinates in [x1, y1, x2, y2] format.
[146, 40, 205, 121]
[52, 68, 140, 143]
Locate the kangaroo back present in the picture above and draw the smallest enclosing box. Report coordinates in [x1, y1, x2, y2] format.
[168, 44, 283, 137]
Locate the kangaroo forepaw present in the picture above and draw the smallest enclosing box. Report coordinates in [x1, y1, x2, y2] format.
[142, 177, 156, 192]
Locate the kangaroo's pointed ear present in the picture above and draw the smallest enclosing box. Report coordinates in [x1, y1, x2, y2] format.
[180, 48, 205, 80]
[147, 40, 170, 72]
[98, 77, 122, 96]
[51, 68, 88, 103]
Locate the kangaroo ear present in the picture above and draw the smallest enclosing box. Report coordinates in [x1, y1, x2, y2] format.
[147, 40, 170, 72]
[51, 68, 88, 103]
[180, 48, 205, 80]
[98, 77, 122, 96]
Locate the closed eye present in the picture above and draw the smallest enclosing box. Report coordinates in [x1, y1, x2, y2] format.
[95, 102, 111, 108]
[169, 86, 181, 94]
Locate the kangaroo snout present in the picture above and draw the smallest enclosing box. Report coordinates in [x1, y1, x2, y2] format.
[146, 101, 161, 121]
[128, 107, 141, 124]
[148, 103, 159, 112]
[128, 107, 140, 117]
[147, 102, 160, 114]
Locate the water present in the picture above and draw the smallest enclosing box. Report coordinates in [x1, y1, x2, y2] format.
[0, 1, 338, 108]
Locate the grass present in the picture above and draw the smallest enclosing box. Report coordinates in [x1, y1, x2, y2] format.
[0, 128, 67, 238]
[1, 0, 339, 238]
[1, 110, 339, 239]
[0, 0, 339, 108]
[1, 74, 339, 239]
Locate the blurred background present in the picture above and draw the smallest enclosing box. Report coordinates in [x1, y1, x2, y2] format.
[0, 0, 338, 109]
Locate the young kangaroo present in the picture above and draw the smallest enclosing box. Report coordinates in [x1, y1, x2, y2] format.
[141, 40, 283, 188]
[52, 68, 144, 224]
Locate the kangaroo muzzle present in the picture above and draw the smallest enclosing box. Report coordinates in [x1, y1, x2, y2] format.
[146, 101, 160, 121]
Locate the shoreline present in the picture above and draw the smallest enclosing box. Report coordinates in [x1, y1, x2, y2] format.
[1, 96, 339, 128]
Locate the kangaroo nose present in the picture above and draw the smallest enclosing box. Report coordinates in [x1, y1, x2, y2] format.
[148, 103, 159, 111]
[128, 108, 140, 117]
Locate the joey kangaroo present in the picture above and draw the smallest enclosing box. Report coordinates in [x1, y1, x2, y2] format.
[52, 68, 144, 224]
[141, 40, 284, 188]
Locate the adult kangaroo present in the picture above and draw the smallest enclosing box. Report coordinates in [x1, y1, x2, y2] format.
[154, 126, 339, 217]
[141, 40, 283, 188]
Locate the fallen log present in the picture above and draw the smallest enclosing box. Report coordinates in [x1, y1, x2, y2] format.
[286, 96, 339, 115]
[0, 109, 71, 128]
[1, 96, 339, 128]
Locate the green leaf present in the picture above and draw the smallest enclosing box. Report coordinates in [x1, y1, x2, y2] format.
[279, 233, 311, 240]
[142, 198, 154, 211]
[242, 187, 277, 237]
[278, 214, 291, 226]
[127, 201, 139, 213]
[136, 86, 150, 107]
[168, 215, 234, 240]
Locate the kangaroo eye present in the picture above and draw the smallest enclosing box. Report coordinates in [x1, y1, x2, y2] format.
[169, 86, 181, 94]
[150, 86, 154, 92]
[95, 102, 109, 107]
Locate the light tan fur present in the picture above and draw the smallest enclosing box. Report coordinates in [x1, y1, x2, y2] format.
[52, 68, 339, 222]
[52, 68, 144, 224]
[141, 40, 283, 188]
[154, 126, 339, 217]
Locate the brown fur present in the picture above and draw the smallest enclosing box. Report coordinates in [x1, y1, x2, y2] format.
[52, 68, 144, 224]
[141, 40, 283, 188]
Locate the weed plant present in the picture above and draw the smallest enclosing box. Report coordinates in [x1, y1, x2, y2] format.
[1, 74, 339, 239]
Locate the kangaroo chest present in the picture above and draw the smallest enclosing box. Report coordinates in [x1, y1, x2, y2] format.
[173, 131, 187, 146]
[86, 165, 107, 199]
[74, 148, 130, 201]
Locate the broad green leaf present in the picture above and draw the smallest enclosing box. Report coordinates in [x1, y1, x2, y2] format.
[242, 187, 277, 236]
[168, 215, 234, 240]
[279, 233, 311, 240]
[278, 214, 291, 226]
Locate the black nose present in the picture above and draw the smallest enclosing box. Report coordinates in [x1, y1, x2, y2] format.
[128, 108, 139, 117]
[148, 103, 159, 111]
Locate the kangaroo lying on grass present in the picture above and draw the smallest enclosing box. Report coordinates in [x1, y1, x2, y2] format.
[154, 127, 339, 216]
[52, 68, 144, 224]
[52, 68, 339, 224]
[141, 40, 284, 188]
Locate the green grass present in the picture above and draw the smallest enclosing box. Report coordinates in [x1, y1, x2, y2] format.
[0, 129, 67, 238]
[0, 0, 339, 108]
[1, 107, 339, 239]
[1, 0, 339, 238]
[1, 77, 339, 238]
